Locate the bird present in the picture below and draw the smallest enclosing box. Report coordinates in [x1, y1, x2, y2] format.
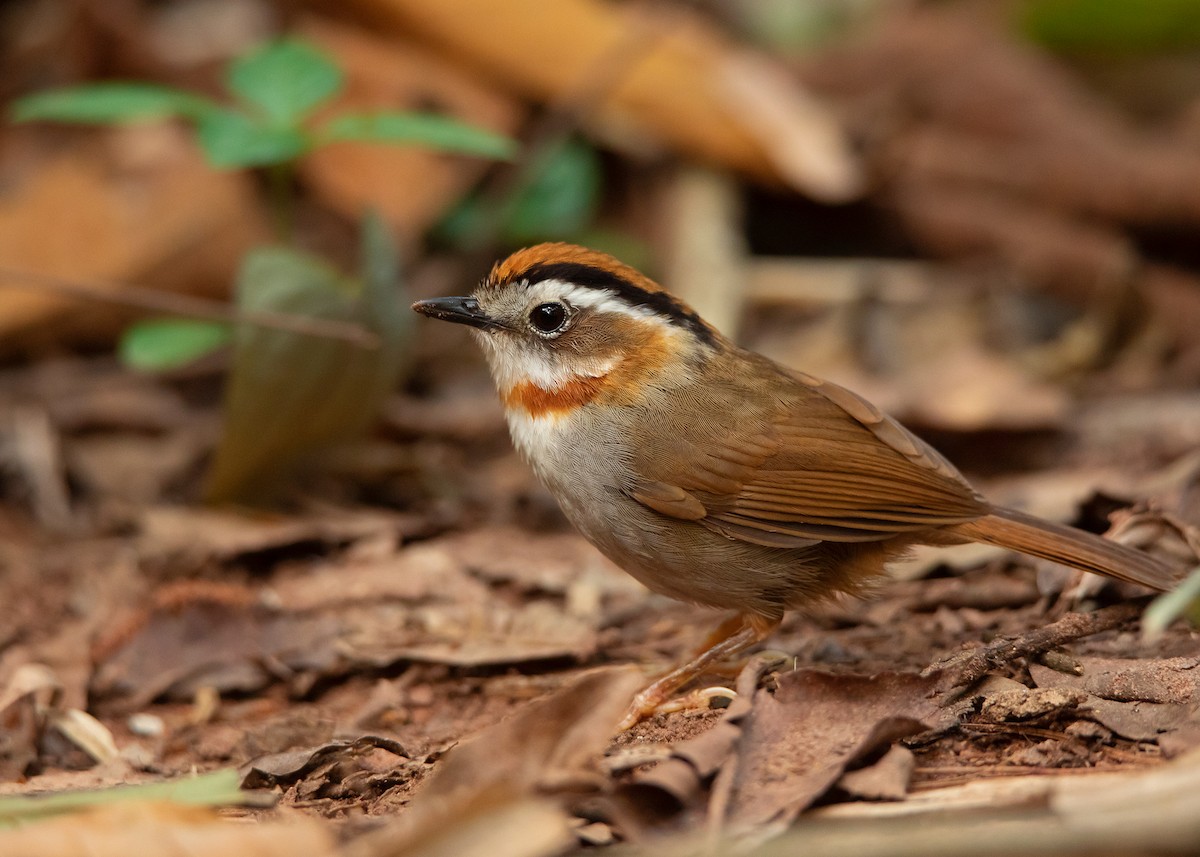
[412, 242, 1178, 728]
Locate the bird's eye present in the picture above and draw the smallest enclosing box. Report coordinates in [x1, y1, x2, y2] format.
[528, 301, 569, 335]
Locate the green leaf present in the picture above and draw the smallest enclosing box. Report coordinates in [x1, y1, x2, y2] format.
[433, 138, 601, 250]
[11, 83, 218, 125]
[318, 111, 517, 159]
[204, 242, 410, 504]
[0, 769, 245, 828]
[195, 108, 309, 168]
[360, 209, 413, 359]
[1021, 0, 1200, 52]
[433, 193, 488, 249]
[1142, 564, 1200, 641]
[503, 138, 601, 242]
[119, 319, 232, 371]
[228, 38, 343, 126]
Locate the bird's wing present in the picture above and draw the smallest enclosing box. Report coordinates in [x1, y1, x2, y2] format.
[629, 365, 987, 547]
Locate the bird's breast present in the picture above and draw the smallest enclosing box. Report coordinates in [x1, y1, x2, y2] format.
[501, 376, 609, 419]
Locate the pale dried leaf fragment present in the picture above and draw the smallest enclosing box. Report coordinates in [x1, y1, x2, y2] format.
[978, 687, 1088, 723]
[836, 745, 916, 802]
[0, 663, 62, 714]
[0, 802, 336, 857]
[725, 748, 1200, 857]
[717, 51, 862, 202]
[344, 793, 571, 857]
[343, 0, 860, 196]
[47, 709, 119, 765]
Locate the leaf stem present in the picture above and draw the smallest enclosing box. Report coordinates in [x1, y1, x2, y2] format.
[268, 162, 296, 243]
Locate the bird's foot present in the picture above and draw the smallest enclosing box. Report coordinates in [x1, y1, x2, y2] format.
[618, 685, 736, 730]
[617, 613, 782, 730]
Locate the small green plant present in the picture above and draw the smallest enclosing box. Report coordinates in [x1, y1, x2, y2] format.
[11, 37, 516, 502]
[13, 38, 514, 168]
[0, 769, 245, 828]
[14, 37, 515, 371]
[434, 135, 651, 270]
[1142, 564, 1200, 640]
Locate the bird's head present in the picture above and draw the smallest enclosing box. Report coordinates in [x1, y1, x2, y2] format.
[412, 243, 722, 420]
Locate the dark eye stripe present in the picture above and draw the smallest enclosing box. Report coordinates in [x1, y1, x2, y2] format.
[519, 262, 717, 348]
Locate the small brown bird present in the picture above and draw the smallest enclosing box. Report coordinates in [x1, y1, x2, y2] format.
[413, 243, 1176, 727]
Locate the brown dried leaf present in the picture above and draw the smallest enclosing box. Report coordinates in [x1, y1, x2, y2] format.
[618, 720, 740, 821]
[836, 745, 916, 802]
[137, 505, 420, 571]
[344, 792, 572, 857]
[271, 542, 490, 611]
[717, 671, 944, 829]
[0, 126, 267, 349]
[299, 17, 524, 239]
[351, 601, 598, 667]
[1029, 659, 1200, 742]
[1082, 698, 1192, 743]
[339, 0, 860, 197]
[91, 586, 340, 709]
[421, 666, 643, 801]
[241, 734, 410, 789]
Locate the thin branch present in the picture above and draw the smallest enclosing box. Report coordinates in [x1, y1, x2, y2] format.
[923, 599, 1151, 696]
[0, 266, 380, 348]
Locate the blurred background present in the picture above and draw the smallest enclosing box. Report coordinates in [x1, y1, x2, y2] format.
[2, 0, 1200, 823]
[0, 0, 1195, 600]
[2, 1, 1199, 512]
[0, 0, 1195, 597]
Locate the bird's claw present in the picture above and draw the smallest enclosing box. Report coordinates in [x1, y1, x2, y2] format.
[618, 685, 737, 730]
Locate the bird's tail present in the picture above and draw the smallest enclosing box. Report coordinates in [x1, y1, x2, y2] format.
[947, 506, 1178, 592]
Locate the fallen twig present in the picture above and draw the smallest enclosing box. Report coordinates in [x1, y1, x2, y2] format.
[922, 598, 1152, 696]
[0, 266, 380, 347]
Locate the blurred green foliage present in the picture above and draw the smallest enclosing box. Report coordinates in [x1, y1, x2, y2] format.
[1021, 0, 1200, 52]
[437, 138, 602, 249]
[10, 37, 515, 502]
[13, 38, 516, 169]
[13, 37, 514, 376]
[0, 769, 244, 828]
[119, 319, 232, 371]
[1143, 565, 1200, 640]
[204, 214, 412, 503]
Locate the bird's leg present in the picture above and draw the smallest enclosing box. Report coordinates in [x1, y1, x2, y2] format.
[694, 612, 752, 655]
[619, 613, 781, 730]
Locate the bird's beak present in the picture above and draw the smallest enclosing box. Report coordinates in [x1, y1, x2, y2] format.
[411, 296, 498, 331]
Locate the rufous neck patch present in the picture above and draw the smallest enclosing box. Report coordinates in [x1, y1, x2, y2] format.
[501, 374, 610, 419]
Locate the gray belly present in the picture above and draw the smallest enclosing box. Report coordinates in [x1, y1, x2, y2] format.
[510, 408, 894, 618]
[545, 466, 835, 616]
